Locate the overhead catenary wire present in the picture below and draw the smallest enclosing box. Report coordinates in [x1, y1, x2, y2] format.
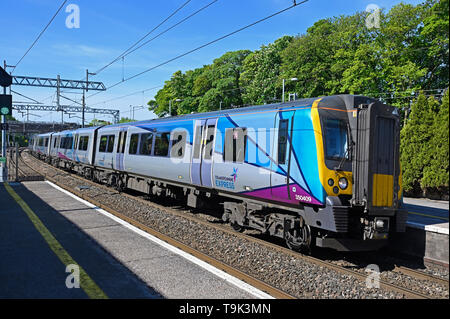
[11, 90, 42, 104]
[117, 0, 219, 62]
[93, 0, 193, 76]
[87, 0, 309, 100]
[90, 85, 164, 106]
[60, 94, 82, 106]
[86, 1, 219, 107]
[12, 0, 68, 74]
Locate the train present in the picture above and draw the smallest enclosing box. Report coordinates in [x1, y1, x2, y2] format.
[29, 94, 408, 252]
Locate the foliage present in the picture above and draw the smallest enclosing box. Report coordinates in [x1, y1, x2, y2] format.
[147, 0, 449, 194]
[422, 90, 449, 190]
[88, 119, 111, 126]
[240, 36, 293, 104]
[118, 117, 134, 123]
[400, 93, 437, 193]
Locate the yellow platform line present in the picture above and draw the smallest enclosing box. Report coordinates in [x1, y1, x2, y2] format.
[3, 182, 108, 299]
[408, 211, 449, 221]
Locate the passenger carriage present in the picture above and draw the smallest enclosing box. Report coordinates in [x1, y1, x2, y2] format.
[30, 95, 407, 252]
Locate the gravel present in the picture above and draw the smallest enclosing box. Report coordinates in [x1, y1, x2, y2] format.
[21, 150, 449, 299]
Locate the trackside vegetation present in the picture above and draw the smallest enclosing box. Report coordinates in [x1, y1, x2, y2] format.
[147, 0, 449, 198]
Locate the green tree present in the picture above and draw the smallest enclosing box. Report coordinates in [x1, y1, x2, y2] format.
[118, 117, 134, 123]
[400, 93, 438, 193]
[420, 0, 449, 89]
[240, 36, 292, 104]
[280, 19, 337, 97]
[422, 89, 449, 190]
[377, 3, 427, 105]
[88, 119, 111, 126]
[204, 50, 251, 109]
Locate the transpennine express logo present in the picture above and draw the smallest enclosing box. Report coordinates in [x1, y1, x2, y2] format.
[215, 168, 238, 190]
[231, 167, 238, 182]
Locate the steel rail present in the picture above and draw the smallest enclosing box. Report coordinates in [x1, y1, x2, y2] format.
[18, 149, 295, 299]
[20, 149, 447, 299]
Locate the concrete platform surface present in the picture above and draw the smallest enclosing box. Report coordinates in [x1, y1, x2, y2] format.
[403, 197, 449, 235]
[0, 181, 263, 299]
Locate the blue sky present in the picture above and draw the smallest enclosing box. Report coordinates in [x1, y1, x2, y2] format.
[1, 0, 423, 123]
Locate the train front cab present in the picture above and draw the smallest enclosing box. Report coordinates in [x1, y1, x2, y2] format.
[311, 95, 407, 251]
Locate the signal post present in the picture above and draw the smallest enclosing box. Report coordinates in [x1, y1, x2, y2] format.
[0, 65, 12, 182]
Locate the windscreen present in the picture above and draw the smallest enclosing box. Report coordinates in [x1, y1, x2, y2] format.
[323, 118, 349, 161]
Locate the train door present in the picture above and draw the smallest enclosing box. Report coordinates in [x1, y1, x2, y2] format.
[115, 128, 127, 171]
[72, 134, 78, 161]
[48, 134, 53, 157]
[270, 111, 295, 201]
[190, 118, 217, 187]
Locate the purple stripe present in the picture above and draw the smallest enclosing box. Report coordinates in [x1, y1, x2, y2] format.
[242, 183, 322, 205]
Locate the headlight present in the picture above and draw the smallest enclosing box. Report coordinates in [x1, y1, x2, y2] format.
[338, 177, 348, 190]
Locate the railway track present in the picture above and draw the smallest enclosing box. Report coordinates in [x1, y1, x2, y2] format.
[393, 265, 448, 288]
[18, 149, 449, 299]
[7, 148, 44, 182]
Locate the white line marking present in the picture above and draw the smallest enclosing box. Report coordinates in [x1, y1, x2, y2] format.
[45, 180, 275, 299]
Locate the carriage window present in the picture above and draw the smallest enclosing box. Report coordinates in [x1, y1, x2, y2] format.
[129, 134, 139, 155]
[39, 138, 44, 147]
[99, 136, 108, 152]
[116, 132, 128, 154]
[60, 137, 73, 149]
[44, 138, 49, 147]
[60, 137, 66, 149]
[139, 133, 153, 155]
[224, 127, 247, 163]
[67, 137, 73, 149]
[193, 126, 202, 159]
[204, 125, 215, 160]
[121, 132, 127, 154]
[107, 135, 115, 153]
[323, 118, 349, 160]
[117, 132, 122, 153]
[154, 132, 170, 156]
[278, 119, 289, 165]
[78, 136, 89, 151]
[170, 131, 186, 158]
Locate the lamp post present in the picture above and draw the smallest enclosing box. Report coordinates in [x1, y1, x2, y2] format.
[282, 77, 298, 103]
[169, 98, 182, 117]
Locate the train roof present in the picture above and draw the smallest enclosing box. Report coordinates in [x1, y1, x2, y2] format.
[44, 94, 383, 134]
[104, 94, 381, 128]
[103, 96, 321, 129]
[35, 132, 53, 137]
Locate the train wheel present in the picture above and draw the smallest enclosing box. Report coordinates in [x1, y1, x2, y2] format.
[231, 221, 245, 233]
[285, 224, 312, 253]
[116, 176, 125, 192]
[108, 174, 118, 188]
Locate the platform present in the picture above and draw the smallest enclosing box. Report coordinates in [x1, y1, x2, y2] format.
[390, 197, 449, 266]
[0, 181, 268, 299]
[404, 197, 449, 235]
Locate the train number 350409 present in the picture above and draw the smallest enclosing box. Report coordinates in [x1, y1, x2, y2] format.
[295, 194, 312, 202]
